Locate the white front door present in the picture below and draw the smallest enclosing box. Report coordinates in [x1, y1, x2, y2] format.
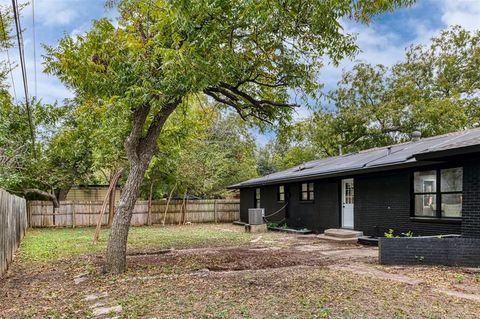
[342, 178, 354, 229]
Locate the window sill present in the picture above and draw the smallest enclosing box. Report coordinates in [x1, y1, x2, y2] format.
[410, 217, 461, 224]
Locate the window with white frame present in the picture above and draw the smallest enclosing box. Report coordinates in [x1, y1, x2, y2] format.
[278, 185, 285, 202]
[300, 182, 314, 201]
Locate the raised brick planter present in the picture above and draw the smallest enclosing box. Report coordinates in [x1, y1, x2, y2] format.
[379, 236, 480, 267]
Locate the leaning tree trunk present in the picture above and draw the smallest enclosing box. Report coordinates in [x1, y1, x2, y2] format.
[105, 160, 150, 273]
[104, 99, 181, 274]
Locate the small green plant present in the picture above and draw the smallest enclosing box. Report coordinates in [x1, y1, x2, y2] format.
[415, 255, 425, 262]
[455, 274, 465, 284]
[384, 229, 396, 238]
[404, 230, 414, 237]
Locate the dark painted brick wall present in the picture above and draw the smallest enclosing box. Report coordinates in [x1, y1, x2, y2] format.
[355, 170, 461, 236]
[239, 185, 286, 224]
[379, 237, 480, 267]
[239, 161, 480, 236]
[287, 180, 340, 232]
[239, 179, 339, 232]
[462, 161, 480, 238]
[239, 188, 253, 222]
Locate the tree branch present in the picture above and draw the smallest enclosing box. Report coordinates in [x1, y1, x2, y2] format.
[138, 97, 183, 162]
[125, 104, 151, 162]
[23, 189, 59, 208]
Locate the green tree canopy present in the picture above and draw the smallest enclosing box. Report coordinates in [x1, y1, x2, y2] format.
[44, 0, 412, 273]
[278, 26, 480, 160]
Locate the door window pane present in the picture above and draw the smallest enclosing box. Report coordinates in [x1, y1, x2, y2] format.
[414, 194, 437, 217]
[441, 194, 462, 217]
[344, 181, 354, 204]
[441, 168, 463, 192]
[414, 171, 436, 193]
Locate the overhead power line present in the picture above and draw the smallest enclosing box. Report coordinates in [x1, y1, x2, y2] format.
[11, 0, 37, 159]
[32, 0, 37, 97]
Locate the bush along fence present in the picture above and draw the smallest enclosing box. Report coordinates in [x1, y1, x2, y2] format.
[29, 199, 240, 227]
[0, 189, 28, 276]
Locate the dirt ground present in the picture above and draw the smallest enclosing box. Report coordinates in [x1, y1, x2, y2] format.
[1, 226, 479, 318]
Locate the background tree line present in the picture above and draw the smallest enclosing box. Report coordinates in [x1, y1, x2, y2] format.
[258, 26, 480, 174]
[3, 25, 480, 198]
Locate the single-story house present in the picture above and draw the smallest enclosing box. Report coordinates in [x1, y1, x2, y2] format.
[229, 129, 480, 238]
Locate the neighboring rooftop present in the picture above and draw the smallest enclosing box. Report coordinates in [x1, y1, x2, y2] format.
[230, 128, 480, 188]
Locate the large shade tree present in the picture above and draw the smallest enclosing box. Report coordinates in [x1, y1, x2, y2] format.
[44, 0, 411, 273]
[307, 26, 480, 155]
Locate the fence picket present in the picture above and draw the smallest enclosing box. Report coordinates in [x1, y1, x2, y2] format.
[0, 189, 28, 276]
[28, 199, 240, 227]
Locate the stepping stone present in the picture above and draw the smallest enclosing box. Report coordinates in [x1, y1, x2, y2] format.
[74, 276, 88, 285]
[92, 305, 122, 316]
[89, 302, 106, 309]
[85, 292, 108, 302]
[329, 264, 423, 285]
[250, 236, 262, 243]
[74, 272, 89, 284]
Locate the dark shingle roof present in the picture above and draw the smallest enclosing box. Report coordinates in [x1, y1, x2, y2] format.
[230, 128, 480, 188]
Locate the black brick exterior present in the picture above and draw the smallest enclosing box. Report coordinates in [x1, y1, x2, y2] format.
[240, 160, 480, 237]
[462, 161, 480, 238]
[379, 237, 480, 267]
[239, 179, 339, 232]
[355, 170, 461, 236]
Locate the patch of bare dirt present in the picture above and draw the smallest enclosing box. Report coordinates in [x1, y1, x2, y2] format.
[122, 237, 377, 273]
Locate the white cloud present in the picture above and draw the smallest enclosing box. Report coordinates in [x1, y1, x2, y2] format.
[440, 0, 480, 31]
[319, 0, 480, 97]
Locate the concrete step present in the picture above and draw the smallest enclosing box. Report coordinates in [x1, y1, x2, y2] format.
[317, 234, 359, 244]
[324, 228, 363, 239]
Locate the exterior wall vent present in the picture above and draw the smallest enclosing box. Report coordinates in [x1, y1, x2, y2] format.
[411, 131, 422, 142]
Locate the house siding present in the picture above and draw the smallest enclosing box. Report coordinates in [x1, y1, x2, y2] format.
[355, 170, 461, 236]
[240, 166, 465, 236]
[239, 188, 254, 222]
[286, 180, 339, 232]
[462, 160, 480, 238]
[239, 179, 339, 233]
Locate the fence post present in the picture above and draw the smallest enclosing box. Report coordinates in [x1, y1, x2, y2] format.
[72, 202, 76, 228]
[214, 199, 218, 223]
[27, 201, 31, 228]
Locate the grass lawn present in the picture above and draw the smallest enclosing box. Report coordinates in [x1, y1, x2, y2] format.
[1, 224, 479, 319]
[17, 224, 263, 263]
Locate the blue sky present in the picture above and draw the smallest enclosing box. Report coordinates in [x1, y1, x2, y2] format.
[2, 0, 480, 144]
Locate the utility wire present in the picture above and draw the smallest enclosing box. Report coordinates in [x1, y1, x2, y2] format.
[32, 0, 36, 97]
[0, 10, 17, 101]
[11, 0, 36, 159]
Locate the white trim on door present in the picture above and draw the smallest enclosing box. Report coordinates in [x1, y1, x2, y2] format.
[341, 178, 354, 229]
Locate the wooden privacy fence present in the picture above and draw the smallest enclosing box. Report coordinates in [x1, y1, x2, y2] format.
[29, 199, 240, 227]
[0, 189, 27, 276]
